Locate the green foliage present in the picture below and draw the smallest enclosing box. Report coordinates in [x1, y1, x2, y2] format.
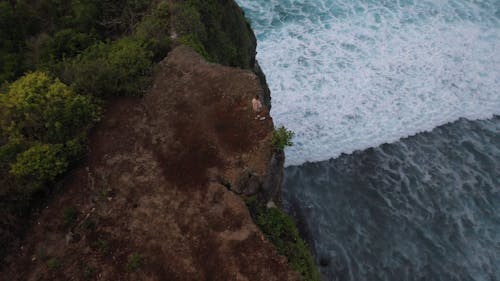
[82, 264, 96, 280]
[246, 197, 320, 281]
[171, 2, 205, 39]
[93, 240, 110, 254]
[0, 140, 27, 172]
[1, 72, 99, 143]
[65, 38, 153, 97]
[178, 34, 210, 61]
[10, 143, 68, 182]
[82, 217, 97, 230]
[0, 2, 26, 82]
[42, 29, 97, 62]
[272, 126, 295, 151]
[133, 2, 172, 61]
[170, 0, 256, 68]
[127, 253, 143, 271]
[188, 0, 255, 68]
[0, 72, 98, 187]
[46, 257, 61, 269]
[62, 206, 78, 227]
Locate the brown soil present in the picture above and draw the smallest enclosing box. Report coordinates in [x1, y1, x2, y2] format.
[0, 47, 301, 281]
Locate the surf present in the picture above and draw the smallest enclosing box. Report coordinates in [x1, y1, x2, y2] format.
[236, 0, 500, 166]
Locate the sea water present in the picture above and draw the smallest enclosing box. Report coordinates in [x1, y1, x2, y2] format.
[284, 117, 499, 280]
[237, 0, 499, 166]
[235, 0, 500, 280]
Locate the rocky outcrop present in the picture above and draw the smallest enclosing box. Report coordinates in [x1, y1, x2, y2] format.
[1, 0, 294, 279]
[1, 46, 300, 281]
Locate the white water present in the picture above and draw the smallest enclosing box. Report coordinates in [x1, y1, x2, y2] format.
[236, 0, 500, 166]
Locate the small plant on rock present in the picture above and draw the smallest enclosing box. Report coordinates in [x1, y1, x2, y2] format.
[271, 126, 295, 151]
[93, 240, 110, 254]
[46, 257, 61, 270]
[62, 206, 78, 227]
[127, 253, 143, 271]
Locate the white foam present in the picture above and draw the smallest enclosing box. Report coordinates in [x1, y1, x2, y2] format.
[237, 0, 500, 166]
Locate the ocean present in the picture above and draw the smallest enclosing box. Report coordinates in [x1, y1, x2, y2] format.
[236, 0, 500, 280]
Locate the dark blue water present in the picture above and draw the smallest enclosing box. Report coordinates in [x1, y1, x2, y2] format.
[284, 117, 500, 281]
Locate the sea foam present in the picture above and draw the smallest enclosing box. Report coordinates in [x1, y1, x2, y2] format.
[236, 0, 500, 166]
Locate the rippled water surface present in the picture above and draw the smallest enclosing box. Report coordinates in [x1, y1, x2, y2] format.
[284, 118, 500, 280]
[235, 0, 500, 280]
[237, 0, 500, 165]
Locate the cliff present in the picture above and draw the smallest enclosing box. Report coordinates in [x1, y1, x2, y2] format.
[0, 0, 319, 279]
[0, 45, 301, 280]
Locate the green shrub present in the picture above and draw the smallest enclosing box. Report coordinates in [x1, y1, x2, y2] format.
[41, 29, 97, 62]
[65, 38, 153, 97]
[1, 72, 99, 143]
[46, 257, 61, 269]
[62, 206, 78, 227]
[93, 240, 110, 254]
[133, 2, 172, 61]
[82, 217, 97, 230]
[178, 34, 210, 60]
[171, 3, 206, 40]
[82, 264, 96, 280]
[0, 139, 26, 171]
[170, 0, 256, 68]
[127, 253, 143, 271]
[0, 2, 26, 82]
[272, 126, 295, 151]
[10, 143, 68, 182]
[246, 197, 320, 281]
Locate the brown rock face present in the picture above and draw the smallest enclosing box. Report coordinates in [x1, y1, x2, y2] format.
[0, 46, 301, 281]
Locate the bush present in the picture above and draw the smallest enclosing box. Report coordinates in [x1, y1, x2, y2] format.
[133, 2, 173, 61]
[62, 206, 78, 227]
[271, 126, 294, 151]
[0, 2, 27, 82]
[170, 0, 256, 68]
[178, 34, 210, 60]
[127, 253, 143, 271]
[41, 29, 97, 62]
[246, 197, 320, 281]
[10, 143, 68, 182]
[0, 72, 99, 189]
[46, 257, 61, 270]
[1, 72, 99, 143]
[65, 38, 153, 97]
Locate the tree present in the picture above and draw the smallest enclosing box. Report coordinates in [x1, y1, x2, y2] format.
[1, 72, 99, 143]
[0, 72, 99, 184]
[64, 38, 153, 97]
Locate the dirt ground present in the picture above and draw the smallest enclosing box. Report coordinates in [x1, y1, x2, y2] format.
[0, 47, 301, 281]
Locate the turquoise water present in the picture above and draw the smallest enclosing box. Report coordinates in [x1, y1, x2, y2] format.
[236, 0, 500, 280]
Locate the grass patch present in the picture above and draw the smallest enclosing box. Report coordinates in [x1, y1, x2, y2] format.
[82, 218, 97, 230]
[77, 259, 97, 280]
[46, 257, 61, 270]
[127, 253, 143, 271]
[246, 197, 320, 281]
[93, 240, 110, 254]
[62, 206, 78, 227]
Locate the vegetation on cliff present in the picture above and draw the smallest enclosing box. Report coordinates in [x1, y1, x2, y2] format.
[0, 0, 256, 261]
[1, 2, 317, 279]
[272, 126, 295, 151]
[246, 197, 321, 281]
